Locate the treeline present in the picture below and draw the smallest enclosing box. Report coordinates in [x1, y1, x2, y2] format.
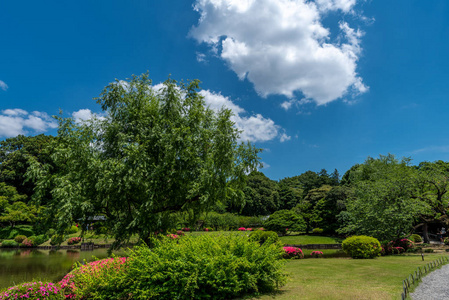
[1, 134, 449, 244]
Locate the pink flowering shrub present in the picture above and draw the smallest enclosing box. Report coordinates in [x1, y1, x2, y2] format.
[203, 227, 213, 231]
[238, 227, 246, 231]
[283, 246, 304, 259]
[59, 257, 127, 299]
[0, 281, 65, 299]
[246, 228, 253, 231]
[67, 237, 82, 245]
[181, 227, 190, 232]
[20, 238, 34, 248]
[176, 230, 185, 236]
[310, 251, 323, 258]
[381, 239, 414, 256]
[167, 234, 180, 239]
[259, 227, 265, 231]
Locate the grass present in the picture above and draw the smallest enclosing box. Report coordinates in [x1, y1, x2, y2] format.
[249, 253, 448, 300]
[279, 235, 342, 245]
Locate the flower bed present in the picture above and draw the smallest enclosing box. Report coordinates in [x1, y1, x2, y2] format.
[67, 237, 82, 245]
[0, 281, 64, 299]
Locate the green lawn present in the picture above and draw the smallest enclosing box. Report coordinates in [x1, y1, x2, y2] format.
[279, 235, 341, 245]
[249, 254, 448, 300]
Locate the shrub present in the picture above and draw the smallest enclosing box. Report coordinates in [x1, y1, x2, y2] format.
[424, 249, 434, 253]
[60, 257, 127, 299]
[67, 237, 82, 245]
[20, 238, 34, 248]
[263, 210, 305, 234]
[312, 228, 324, 234]
[444, 237, 449, 245]
[121, 234, 285, 299]
[203, 227, 213, 231]
[181, 227, 190, 232]
[310, 251, 323, 258]
[50, 234, 65, 246]
[32, 234, 48, 246]
[176, 230, 185, 236]
[14, 235, 27, 244]
[1, 240, 18, 248]
[393, 238, 414, 251]
[238, 227, 246, 231]
[65, 225, 79, 234]
[249, 230, 279, 245]
[0, 281, 65, 299]
[283, 246, 304, 259]
[167, 234, 180, 239]
[342, 236, 381, 259]
[205, 212, 240, 231]
[410, 234, 423, 243]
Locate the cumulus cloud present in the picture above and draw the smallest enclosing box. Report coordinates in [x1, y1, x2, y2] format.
[190, 0, 368, 105]
[199, 90, 287, 143]
[0, 109, 58, 137]
[0, 80, 8, 91]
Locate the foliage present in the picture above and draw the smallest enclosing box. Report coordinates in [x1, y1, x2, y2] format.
[0, 240, 18, 248]
[50, 234, 65, 246]
[249, 230, 279, 244]
[60, 257, 127, 299]
[0, 225, 34, 240]
[410, 234, 422, 243]
[263, 210, 305, 234]
[283, 247, 304, 259]
[114, 234, 286, 299]
[20, 238, 34, 248]
[444, 237, 449, 245]
[342, 235, 381, 259]
[0, 281, 65, 300]
[203, 212, 239, 230]
[28, 74, 261, 248]
[312, 228, 323, 234]
[238, 171, 281, 216]
[27, 234, 47, 246]
[339, 154, 427, 241]
[14, 235, 26, 244]
[67, 237, 82, 245]
[65, 225, 79, 234]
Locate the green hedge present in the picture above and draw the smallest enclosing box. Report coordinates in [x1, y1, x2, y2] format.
[249, 230, 279, 244]
[342, 235, 381, 259]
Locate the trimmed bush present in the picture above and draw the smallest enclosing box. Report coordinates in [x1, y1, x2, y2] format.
[1, 240, 19, 248]
[312, 228, 324, 234]
[410, 234, 422, 243]
[65, 225, 79, 234]
[0, 281, 65, 299]
[14, 235, 27, 244]
[20, 238, 34, 248]
[283, 246, 304, 259]
[310, 251, 323, 258]
[67, 237, 82, 245]
[342, 235, 381, 259]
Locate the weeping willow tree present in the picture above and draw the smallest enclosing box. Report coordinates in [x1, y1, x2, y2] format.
[28, 74, 261, 248]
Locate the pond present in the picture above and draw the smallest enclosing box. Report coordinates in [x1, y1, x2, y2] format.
[0, 248, 126, 289]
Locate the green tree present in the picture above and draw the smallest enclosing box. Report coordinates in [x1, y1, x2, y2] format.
[263, 209, 305, 234]
[28, 74, 261, 247]
[339, 154, 428, 241]
[234, 171, 280, 216]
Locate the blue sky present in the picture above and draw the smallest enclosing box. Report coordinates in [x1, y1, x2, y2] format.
[1, 0, 449, 180]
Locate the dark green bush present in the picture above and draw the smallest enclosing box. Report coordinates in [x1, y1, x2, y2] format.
[312, 228, 324, 234]
[68, 234, 286, 299]
[1, 240, 19, 248]
[50, 234, 65, 246]
[410, 234, 422, 243]
[249, 230, 279, 244]
[14, 235, 27, 244]
[342, 235, 381, 259]
[263, 210, 305, 234]
[424, 249, 434, 253]
[65, 225, 79, 234]
[0, 225, 34, 240]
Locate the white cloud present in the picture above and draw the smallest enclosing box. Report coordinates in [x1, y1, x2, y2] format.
[200, 90, 287, 143]
[0, 109, 57, 137]
[196, 52, 208, 63]
[280, 132, 291, 142]
[190, 0, 368, 105]
[281, 101, 293, 111]
[0, 80, 8, 91]
[72, 109, 94, 123]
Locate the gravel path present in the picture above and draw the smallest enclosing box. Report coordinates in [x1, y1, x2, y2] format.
[411, 264, 449, 299]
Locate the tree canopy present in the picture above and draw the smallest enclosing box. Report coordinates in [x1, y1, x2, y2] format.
[28, 74, 261, 247]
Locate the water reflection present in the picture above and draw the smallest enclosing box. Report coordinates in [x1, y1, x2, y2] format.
[0, 248, 125, 289]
